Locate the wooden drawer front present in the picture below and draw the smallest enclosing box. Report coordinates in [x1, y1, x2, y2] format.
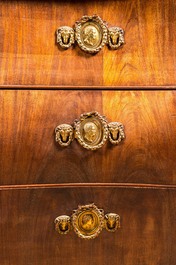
[0, 186, 175, 265]
[0, 0, 175, 87]
[0, 90, 176, 185]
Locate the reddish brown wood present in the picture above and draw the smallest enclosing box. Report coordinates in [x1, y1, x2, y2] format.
[0, 0, 175, 87]
[0, 90, 176, 185]
[0, 186, 176, 265]
[103, 0, 176, 87]
[0, 0, 176, 263]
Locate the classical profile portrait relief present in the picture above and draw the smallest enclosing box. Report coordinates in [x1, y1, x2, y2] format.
[82, 25, 99, 47]
[55, 112, 125, 150]
[81, 213, 95, 231]
[55, 204, 121, 239]
[57, 15, 125, 53]
[74, 15, 108, 53]
[73, 111, 110, 150]
[74, 206, 102, 238]
[83, 122, 98, 143]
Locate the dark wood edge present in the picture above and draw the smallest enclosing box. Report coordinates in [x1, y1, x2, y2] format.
[0, 85, 176, 90]
[0, 183, 176, 191]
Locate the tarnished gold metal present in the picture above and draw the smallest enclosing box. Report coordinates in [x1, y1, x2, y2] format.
[55, 215, 71, 235]
[104, 213, 120, 232]
[56, 26, 75, 49]
[55, 124, 74, 147]
[55, 111, 125, 150]
[108, 122, 125, 145]
[108, 27, 125, 49]
[75, 15, 108, 54]
[56, 15, 124, 54]
[54, 204, 120, 239]
[72, 204, 104, 239]
[74, 111, 109, 150]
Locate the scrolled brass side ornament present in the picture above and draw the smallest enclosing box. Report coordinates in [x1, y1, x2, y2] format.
[55, 215, 71, 235]
[56, 15, 125, 54]
[55, 124, 74, 147]
[55, 111, 125, 150]
[56, 26, 75, 49]
[54, 203, 120, 239]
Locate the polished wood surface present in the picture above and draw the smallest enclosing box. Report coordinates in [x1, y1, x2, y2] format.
[0, 90, 175, 185]
[0, 0, 176, 263]
[0, 0, 175, 87]
[0, 186, 176, 265]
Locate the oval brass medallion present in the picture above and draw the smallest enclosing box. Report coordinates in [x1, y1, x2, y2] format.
[75, 15, 108, 54]
[72, 204, 104, 239]
[54, 204, 121, 239]
[55, 111, 125, 150]
[74, 111, 109, 150]
[56, 14, 124, 54]
[80, 118, 102, 146]
[80, 22, 103, 49]
[77, 211, 99, 234]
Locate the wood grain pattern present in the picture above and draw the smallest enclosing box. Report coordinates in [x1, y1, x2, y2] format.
[0, 90, 175, 185]
[0, 186, 176, 265]
[103, 0, 176, 86]
[0, 1, 175, 264]
[0, 0, 175, 87]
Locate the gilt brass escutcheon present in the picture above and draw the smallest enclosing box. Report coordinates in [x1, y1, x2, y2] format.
[105, 213, 120, 232]
[108, 27, 125, 50]
[56, 26, 75, 49]
[55, 124, 74, 147]
[55, 215, 71, 235]
[56, 15, 124, 54]
[55, 111, 125, 150]
[108, 122, 125, 145]
[54, 204, 120, 239]
[74, 15, 108, 54]
[74, 111, 109, 150]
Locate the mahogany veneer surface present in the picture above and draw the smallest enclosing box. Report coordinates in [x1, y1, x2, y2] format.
[0, 1, 176, 264]
[0, 90, 176, 185]
[0, 0, 176, 87]
[0, 187, 176, 265]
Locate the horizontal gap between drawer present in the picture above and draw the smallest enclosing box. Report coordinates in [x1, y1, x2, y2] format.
[0, 183, 176, 191]
[0, 85, 176, 91]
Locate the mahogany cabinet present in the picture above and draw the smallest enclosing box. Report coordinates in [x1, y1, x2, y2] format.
[0, 1, 176, 265]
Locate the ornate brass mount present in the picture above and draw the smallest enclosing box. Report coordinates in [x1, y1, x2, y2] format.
[55, 111, 125, 150]
[56, 15, 125, 54]
[54, 204, 120, 239]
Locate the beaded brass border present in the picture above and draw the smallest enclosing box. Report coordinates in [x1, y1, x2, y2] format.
[56, 26, 75, 49]
[74, 111, 109, 150]
[56, 15, 124, 54]
[54, 204, 121, 239]
[72, 203, 104, 239]
[108, 27, 125, 50]
[55, 111, 125, 150]
[75, 15, 108, 54]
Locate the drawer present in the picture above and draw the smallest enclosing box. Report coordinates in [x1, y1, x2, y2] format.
[0, 186, 176, 265]
[0, 0, 175, 87]
[0, 90, 175, 185]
